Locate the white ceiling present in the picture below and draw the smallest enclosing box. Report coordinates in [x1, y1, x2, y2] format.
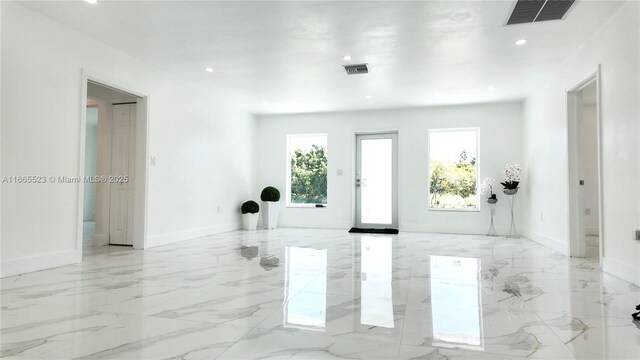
[20, 0, 625, 115]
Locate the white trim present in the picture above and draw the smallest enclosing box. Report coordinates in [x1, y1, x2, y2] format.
[1, 250, 81, 278]
[286, 204, 327, 208]
[277, 222, 351, 230]
[401, 223, 511, 235]
[526, 231, 569, 255]
[603, 257, 639, 286]
[566, 67, 603, 265]
[355, 132, 399, 229]
[80, 69, 150, 253]
[351, 129, 400, 228]
[427, 207, 481, 213]
[78, 78, 89, 255]
[285, 133, 328, 207]
[147, 223, 241, 248]
[594, 65, 604, 266]
[133, 96, 150, 249]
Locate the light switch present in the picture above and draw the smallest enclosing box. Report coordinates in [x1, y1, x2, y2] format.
[337, 169, 343, 176]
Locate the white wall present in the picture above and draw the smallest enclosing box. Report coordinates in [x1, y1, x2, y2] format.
[522, 1, 639, 285]
[1, 2, 257, 276]
[257, 102, 523, 234]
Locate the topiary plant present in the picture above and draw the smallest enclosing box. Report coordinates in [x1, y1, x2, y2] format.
[260, 186, 281, 202]
[241, 200, 259, 214]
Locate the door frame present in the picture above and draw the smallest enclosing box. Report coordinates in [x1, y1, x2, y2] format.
[566, 66, 603, 263]
[78, 69, 150, 253]
[354, 131, 399, 229]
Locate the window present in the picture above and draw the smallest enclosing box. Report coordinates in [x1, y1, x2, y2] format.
[286, 134, 328, 207]
[428, 128, 479, 210]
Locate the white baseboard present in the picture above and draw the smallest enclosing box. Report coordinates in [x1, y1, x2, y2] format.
[278, 222, 352, 230]
[401, 223, 511, 235]
[276, 222, 513, 235]
[147, 222, 242, 248]
[526, 231, 569, 255]
[1, 249, 81, 278]
[603, 257, 639, 286]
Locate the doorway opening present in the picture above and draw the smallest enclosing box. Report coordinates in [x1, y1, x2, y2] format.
[354, 132, 398, 229]
[567, 70, 603, 263]
[80, 77, 148, 256]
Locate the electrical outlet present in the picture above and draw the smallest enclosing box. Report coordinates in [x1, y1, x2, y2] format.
[217, 206, 221, 214]
[337, 169, 343, 176]
[540, 212, 544, 221]
[150, 155, 157, 166]
[634, 229, 640, 241]
[585, 208, 591, 216]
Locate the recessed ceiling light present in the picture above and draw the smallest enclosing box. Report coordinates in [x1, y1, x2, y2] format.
[343, 55, 352, 61]
[84, 0, 98, 4]
[262, 101, 270, 105]
[205, 67, 214, 72]
[515, 39, 527, 46]
[487, 86, 496, 91]
[365, 95, 372, 99]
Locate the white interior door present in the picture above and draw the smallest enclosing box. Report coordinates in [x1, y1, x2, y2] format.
[355, 133, 398, 229]
[574, 97, 587, 257]
[109, 104, 136, 245]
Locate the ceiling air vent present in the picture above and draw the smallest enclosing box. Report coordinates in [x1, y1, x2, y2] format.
[344, 64, 369, 75]
[507, 0, 575, 25]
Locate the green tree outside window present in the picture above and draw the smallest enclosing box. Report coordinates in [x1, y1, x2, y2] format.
[429, 150, 477, 208]
[290, 144, 327, 204]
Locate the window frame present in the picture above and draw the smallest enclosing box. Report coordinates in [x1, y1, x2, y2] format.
[285, 133, 328, 208]
[427, 127, 481, 212]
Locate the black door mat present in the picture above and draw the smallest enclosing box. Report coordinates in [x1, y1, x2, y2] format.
[349, 227, 399, 234]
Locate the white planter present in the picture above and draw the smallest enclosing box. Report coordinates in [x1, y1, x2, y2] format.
[262, 201, 280, 229]
[242, 212, 259, 231]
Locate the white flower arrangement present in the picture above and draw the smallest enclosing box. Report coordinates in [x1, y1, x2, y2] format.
[480, 178, 496, 197]
[501, 164, 521, 190]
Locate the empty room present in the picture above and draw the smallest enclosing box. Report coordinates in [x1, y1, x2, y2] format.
[1, 0, 639, 359]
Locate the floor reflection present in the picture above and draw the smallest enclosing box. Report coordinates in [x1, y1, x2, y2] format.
[262, 233, 484, 347]
[284, 246, 327, 331]
[360, 236, 394, 328]
[430, 255, 483, 350]
[7, 228, 636, 359]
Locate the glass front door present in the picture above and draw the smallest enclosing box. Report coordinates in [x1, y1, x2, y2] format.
[355, 133, 398, 228]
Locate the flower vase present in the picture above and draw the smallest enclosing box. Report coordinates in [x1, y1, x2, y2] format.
[503, 188, 520, 239]
[486, 200, 498, 237]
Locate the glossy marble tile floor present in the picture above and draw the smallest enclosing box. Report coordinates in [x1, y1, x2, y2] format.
[2, 229, 639, 359]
